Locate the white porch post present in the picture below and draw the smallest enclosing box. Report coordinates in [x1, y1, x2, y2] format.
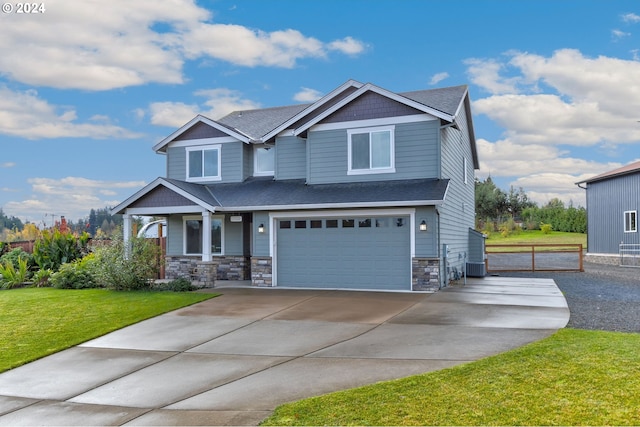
[123, 213, 132, 259]
[202, 211, 212, 262]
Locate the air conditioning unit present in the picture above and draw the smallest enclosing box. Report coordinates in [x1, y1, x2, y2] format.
[466, 262, 486, 277]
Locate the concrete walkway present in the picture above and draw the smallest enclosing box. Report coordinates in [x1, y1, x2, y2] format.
[0, 277, 569, 426]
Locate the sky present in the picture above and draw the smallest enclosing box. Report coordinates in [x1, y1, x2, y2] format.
[1, 0, 640, 225]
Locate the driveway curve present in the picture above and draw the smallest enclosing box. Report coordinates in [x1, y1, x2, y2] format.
[0, 277, 568, 426]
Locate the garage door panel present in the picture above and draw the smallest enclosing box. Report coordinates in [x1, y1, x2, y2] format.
[277, 216, 410, 290]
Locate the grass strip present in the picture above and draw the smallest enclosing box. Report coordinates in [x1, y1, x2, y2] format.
[263, 328, 640, 426]
[0, 288, 216, 372]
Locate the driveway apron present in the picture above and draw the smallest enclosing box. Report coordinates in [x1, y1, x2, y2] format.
[0, 278, 569, 426]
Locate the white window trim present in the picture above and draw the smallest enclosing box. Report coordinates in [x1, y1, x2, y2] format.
[253, 144, 275, 177]
[185, 144, 222, 182]
[347, 125, 396, 175]
[624, 210, 637, 233]
[183, 214, 225, 256]
[463, 157, 468, 184]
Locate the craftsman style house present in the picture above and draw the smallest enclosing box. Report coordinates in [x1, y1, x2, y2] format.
[114, 80, 480, 291]
[577, 160, 640, 265]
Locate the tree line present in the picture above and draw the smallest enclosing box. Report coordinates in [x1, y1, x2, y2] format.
[475, 177, 586, 234]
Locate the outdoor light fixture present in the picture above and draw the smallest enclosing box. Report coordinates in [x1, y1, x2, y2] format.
[258, 223, 265, 233]
[419, 220, 427, 231]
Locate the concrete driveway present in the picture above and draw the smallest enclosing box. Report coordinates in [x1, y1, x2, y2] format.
[0, 277, 569, 426]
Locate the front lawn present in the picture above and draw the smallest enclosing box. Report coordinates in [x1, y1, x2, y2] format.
[0, 288, 216, 372]
[486, 229, 587, 246]
[263, 328, 640, 426]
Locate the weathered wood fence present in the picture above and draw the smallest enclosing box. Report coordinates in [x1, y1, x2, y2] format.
[486, 244, 584, 273]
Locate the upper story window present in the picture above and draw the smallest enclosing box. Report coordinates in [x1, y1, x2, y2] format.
[347, 126, 395, 175]
[624, 211, 637, 233]
[254, 145, 275, 176]
[186, 145, 221, 182]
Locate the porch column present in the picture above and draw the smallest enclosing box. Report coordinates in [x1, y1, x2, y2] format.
[202, 211, 212, 262]
[123, 213, 132, 259]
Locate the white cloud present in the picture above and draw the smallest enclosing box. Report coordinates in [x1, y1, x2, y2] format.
[0, 0, 366, 90]
[1, 162, 16, 168]
[612, 29, 631, 40]
[429, 72, 449, 85]
[468, 48, 640, 206]
[149, 88, 261, 127]
[294, 87, 323, 103]
[621, 12, 640, 23]
[327, 37, 367, 55]
[4, 176, 146, 222]
[0, 86, 141, 139]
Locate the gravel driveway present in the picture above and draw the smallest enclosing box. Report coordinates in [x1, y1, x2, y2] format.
[496, 262, 640, 333]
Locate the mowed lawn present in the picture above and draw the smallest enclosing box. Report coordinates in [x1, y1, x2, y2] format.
[263, 328, 640, 426]
[0, 288, 216, 372]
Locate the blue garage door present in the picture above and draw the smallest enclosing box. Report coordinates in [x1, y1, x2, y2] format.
[276, 216, 411, 290]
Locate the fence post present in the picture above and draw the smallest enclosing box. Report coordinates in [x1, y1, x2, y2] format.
[531, 245, 535, 272]
[579, 244, 584, 272]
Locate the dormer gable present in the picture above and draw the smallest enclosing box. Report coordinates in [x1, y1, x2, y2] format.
[153, 115, 252, 154]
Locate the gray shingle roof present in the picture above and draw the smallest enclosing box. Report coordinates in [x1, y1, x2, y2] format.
[218, 104, 310, 141]
[400, 85, 468, 117]
[166, 177, 449, 211]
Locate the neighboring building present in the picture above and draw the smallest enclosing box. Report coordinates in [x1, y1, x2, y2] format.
[576, 160, 640, 265]
[113, 80, 480, 291]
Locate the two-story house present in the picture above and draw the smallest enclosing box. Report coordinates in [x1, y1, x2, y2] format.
[113, 80, 480, 292]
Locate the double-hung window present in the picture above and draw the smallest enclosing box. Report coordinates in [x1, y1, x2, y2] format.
[347, 126, 395, 175]
[624, 210, 637, 233]
[186, 145, 221, 182]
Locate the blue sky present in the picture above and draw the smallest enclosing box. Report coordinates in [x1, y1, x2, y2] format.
[1, 0, 640, 225]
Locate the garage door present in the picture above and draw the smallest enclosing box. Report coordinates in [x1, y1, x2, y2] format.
[276, 216, 411, 290]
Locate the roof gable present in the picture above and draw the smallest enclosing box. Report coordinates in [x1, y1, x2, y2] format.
[153, 115, 252, 153]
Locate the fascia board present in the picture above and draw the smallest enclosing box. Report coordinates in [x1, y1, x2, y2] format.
[153, 115, 251, 153]
[294, 83, 455, 136]
[213, 199, 445, 212]
[262, 79, 364, 141]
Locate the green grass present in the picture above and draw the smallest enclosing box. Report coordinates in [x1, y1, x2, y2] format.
[263, 329, 640, 426]
[486, 229, 587, 245]
[0, 288, 216, 372]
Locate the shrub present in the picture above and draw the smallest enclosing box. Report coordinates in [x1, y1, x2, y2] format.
[32, 268, 53, 287]
[0, 257, 30, 289]
[92, 234, 161, 291]
[153, 277, 196, 292]
[50, 254, 99, 289]
[33, 229, 90, 272]
[0, 248, 35, 271]
[540, 223, 553, 234]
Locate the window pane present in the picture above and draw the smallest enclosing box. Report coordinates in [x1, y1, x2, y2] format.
[359, 218, 371, 228]
[375, 218, 389, 228]
[295, 220, 307, 229]
[185, 220, 202, 254]
[256, 147, 275, 173]
[371, 131, 391, 168]
[203, 149, 218, 177]
[351, 133, 370, 169]
[211, 219, 222, 254]
[310, 220, 322, 228]
[626, 212, 637, 232]
[396, 218, 405, 227]
[279, 220, 291, 229]
[342, 219, 355, 228]
[188, 151, 203, 178]
[326, 219, 338, 228]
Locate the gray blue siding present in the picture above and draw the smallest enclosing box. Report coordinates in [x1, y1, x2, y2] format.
[252, 212, 270, 256]
[586, 172, 640, 254]
[437, 105, 476, 284]
[307, 120, 440, 184]
[415, 206, 438, 257]
[275, 136, 307, 180]
[166, 142, 245, 183]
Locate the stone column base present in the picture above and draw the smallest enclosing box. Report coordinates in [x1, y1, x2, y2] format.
[251, 256, 273, 287]
[412, 258, 440, 292]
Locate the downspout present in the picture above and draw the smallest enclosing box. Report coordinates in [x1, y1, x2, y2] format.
[436, 207, 442, 290]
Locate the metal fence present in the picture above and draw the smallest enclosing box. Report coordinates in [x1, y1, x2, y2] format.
[620, 244, 640, 268]
[486, 244, 584, 273]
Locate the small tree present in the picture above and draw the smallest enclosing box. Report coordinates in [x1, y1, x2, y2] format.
[92, 232, 161, 291]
